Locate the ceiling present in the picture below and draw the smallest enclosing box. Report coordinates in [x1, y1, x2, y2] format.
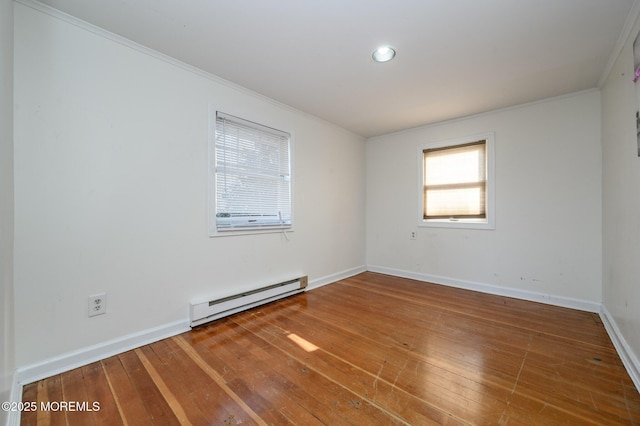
[38, 0, 637, 138]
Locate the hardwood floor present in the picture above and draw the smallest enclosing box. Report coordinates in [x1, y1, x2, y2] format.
[20, 272, 640, 425]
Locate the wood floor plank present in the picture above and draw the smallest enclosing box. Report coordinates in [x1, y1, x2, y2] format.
[133, 347, 194, 425]
[171, 335, 267, 425]
[58, 368, 95, 425]
[182, 322, 326, 425]
[139, 339, 259, 425]
[312, 278, 622, 386]
[116, 351, 179, 425]
[261, 289, 523, 392]
[20, 383, 37, 426]
[511, 353, 639, 424]
[348, 274, 613, 347]
[293, 287, 527, 378]
[80, 362, 123, 426]
[101, 354, 156, 425]
[200, 318, 411, 425]
[39, 375, 66, 426]
[234, 297, 510, 424]
[236, 315, 468, 424]
[338, 275, 613, 350]
[20, 272, 640, 425]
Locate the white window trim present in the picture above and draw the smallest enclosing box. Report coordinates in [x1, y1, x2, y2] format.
[417, 132, 495, 230]
[208, 106, 295, 237]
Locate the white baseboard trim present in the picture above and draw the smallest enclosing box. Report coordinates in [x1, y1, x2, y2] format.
[6, 372, 20, 426]
[14, 319, 190, 388]
[600, 305, 640, 392]
[308, 265, 367, 291]
[367, 265, 601, 313]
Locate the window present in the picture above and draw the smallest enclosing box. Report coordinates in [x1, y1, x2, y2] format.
[210, 111, 292, 235]
[419, 133, 494, 229]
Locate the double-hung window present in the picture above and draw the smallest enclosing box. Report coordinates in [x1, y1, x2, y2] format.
[419, 133, 495, 229]
[210, 111, 292, 235]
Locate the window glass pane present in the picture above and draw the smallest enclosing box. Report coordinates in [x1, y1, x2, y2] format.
[423, 140, 487, 219]
[425, 144, 485, 185]
[425, 186, 486, 218]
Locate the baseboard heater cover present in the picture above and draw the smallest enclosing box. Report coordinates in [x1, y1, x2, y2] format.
[190, 276, 308, 327]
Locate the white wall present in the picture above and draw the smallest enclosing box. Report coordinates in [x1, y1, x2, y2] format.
[0, 0, 15, 422]
[13, 3, 365, 368]
[366, 91, 602, 307]
[601, 17, 640, 370]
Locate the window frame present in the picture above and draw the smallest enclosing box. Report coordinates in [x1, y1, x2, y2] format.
[208, 108, 294, 237]
[417, 132, 495, 230]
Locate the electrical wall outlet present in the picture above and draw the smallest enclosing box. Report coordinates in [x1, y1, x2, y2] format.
[88, 293, 107, 317]
[410, 231, 417, 240]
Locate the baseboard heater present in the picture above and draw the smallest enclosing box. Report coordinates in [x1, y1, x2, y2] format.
[190, 276, 308, 327]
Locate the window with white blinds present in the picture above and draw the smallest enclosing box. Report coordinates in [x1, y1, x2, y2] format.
[212, 112, 292, 233]
[419, 133, 495, 229]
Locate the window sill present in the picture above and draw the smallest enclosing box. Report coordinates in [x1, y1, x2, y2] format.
[209, 227, 294, 238]
[419, 219, 494, 230]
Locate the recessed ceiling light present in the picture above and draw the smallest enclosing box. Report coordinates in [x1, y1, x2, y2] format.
[372, 46, 396, 63]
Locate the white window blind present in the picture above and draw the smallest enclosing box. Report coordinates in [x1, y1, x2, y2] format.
[214, 112, 291, 231]
[423, 140, 487, 219]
